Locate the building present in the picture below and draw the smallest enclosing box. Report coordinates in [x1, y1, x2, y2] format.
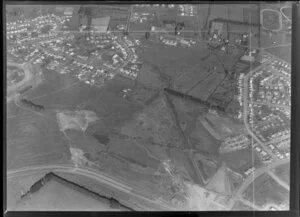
[91, 17, 110, 33]
[240, 49, 258, 62]
[210, 21, 224, 35]
[64, 7, 74, 16]
[151, 26, 167, 34]
[240, 54, 255, 62]
[219, 134, 250, 153]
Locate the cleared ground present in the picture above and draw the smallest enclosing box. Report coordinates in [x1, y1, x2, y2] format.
[265, 46, 291, 63]
[220, 148, 262, 174]
[243, 173, 289, 209]
[14, 175, 124, 211]
[7, 171, 49, 210]
[7, 109, 70, 170]
[273, 163, 290, 185]
[232, 200, 254, 211]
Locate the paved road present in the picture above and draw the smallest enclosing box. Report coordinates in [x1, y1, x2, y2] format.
[242, 63, 277, 159]
[228, 158, 289, 209]
[230, 53, 290, 209]
[280, 6, 292, 22]
[126, 6, 133, 33]
[238, 197, 262, 210]
[267, 170, 290, 190]
[7, 164, 177, 211]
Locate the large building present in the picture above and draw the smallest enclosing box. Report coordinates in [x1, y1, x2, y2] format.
[91, 16, 110, 33]
[64, 7, 74, 16]
[210, 21, 224, 35]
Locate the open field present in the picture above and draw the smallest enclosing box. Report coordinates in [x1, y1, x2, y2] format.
[232, 201, 254, 211]
[27, 70, 142, 132]
[227, 168, 244, 192]
[189, 119, 220, 156]
[265, 46, 291, 63]
[243, 173, 289, 209]
[261, 9, 281, 31]
[26, 70, 85, 106]
[7, 109, 70, 170]
[189, 73, 225, 101]
[136, 61, 168, 88]
[140, 43, 213, 82]
[65, 129, 107, 154]
[14, 175, 124, 211]
[6, 3, 292, 211]
[207, 76, 240, 114]
[273, 163, 290, 185]
[220, 148, 262, 174]
[120, 95, 183, 148]
[169, 149, 203, 185]
[7, 171, 49, 210]
[201, 111, 246, 140]
[7, 66, 25, 84]
[6, 101, 21, 117]
[166, 94, 220, 156]
[195, 157, 218, 182]
[53, 171, 150, 210]
[140, 42, 230, 102]
[108, 136, 160, 170]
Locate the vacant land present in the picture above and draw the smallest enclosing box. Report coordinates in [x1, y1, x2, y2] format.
[220, 148, 262, 174]
[207, 76, 240, 113]
[262, 10, 281, 31]
[7, 66, 24, 84]
[120, 95, 183, 148]
[265, 46, 291, 63]
[273, 163, 290, 185]
[7, 171, 49, 210]
[189, 73, 225, 101]
[108, 136, 160, 171]
[232, 201, 254, 211]
[243, 173, 289, 209]
[281, 7, 291, 20]
[14, 175, 125, 211]
[27, 70, 143, 133]
[140, 43, 213, 82]
[189, 119, 220, 156]
[7, 109, 70, 170]
[201, 111, 246, 140]
[136, 61, 168, 88]
[169, 149, 204, 185]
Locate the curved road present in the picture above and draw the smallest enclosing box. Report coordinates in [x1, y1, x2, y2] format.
[230, 51, 291, 210]
[228, 158, 289, 209]
[7, 164, 177, 211]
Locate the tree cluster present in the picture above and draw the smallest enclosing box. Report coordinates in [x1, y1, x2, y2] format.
[20, 98, 45, 112]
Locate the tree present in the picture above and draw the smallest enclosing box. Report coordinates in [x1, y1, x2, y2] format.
[109, 198, 120, 209]
[145, 31, 150, 39]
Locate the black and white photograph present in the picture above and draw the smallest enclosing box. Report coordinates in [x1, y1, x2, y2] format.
[4, 2, 295, 212]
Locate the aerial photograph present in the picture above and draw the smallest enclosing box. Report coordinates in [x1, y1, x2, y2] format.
[5, 3, 291, 211]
